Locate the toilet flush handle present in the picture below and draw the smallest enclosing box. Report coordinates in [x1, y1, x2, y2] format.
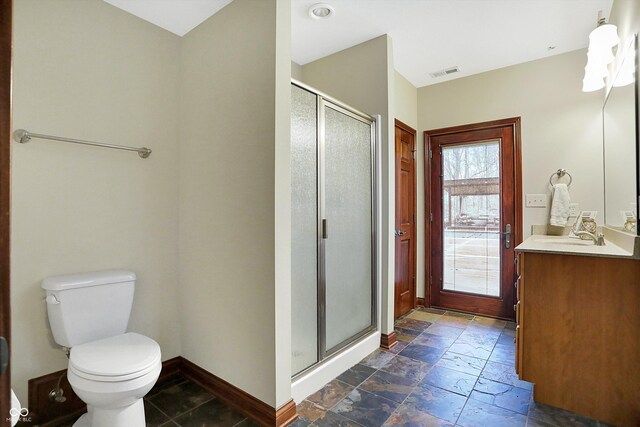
[45, 295, 60, 305]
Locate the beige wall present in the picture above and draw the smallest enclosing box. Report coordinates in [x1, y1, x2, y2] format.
[393, 71, 424, 301]
[292, 61, 303, 81]
[11, 0, 182, 402]
[301, 35, 396, 335]
[274, 0, 293, 408]
[417, 49, 605, 297]
[179, 0, 291, 408]
[394, 71, 418, 129]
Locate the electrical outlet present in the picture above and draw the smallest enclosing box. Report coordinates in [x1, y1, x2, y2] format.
[525, 194, 547, 208]
[569, 203, 580, 217]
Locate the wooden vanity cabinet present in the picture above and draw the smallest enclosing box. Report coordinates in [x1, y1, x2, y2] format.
[515, 251, 640, 427]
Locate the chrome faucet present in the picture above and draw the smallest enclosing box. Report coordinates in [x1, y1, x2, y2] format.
[574, 231, 606, 246]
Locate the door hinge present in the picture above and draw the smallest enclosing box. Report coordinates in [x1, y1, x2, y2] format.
[430, 275, 432, 284]
[430, 212, 433, 222]
[412, 150, 416, 160]
[414, 213, 417, 223]
[429, 149, 433, 159]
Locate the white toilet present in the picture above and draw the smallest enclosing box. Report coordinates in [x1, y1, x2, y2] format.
[42, 270, 161, 427]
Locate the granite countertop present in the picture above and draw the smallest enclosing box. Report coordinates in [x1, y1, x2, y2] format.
[515, 226, 640, 259]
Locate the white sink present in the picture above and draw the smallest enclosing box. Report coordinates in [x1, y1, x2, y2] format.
[533, 237, 595, 246]
[516, 229, 639, 259]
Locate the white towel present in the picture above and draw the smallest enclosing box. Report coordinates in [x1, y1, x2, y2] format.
[549, 183, 570, 226]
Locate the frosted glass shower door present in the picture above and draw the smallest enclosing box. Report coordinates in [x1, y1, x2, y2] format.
[291, 85, 318, 375]
[322, 102, 375, 352]
[290, 82, 376, 376]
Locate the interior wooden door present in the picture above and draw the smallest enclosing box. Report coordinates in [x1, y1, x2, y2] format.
[0, 1, 12, 424]
[425, 118, 521, 320]
[394, 120, 416, 319]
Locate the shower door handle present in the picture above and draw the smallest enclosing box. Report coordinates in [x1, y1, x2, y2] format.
[503, 223, 511, 249]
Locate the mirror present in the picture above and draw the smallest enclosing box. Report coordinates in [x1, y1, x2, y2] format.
[603, 35, 638, 235]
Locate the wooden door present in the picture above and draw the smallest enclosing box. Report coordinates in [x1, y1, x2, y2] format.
[0, 1, 12, 424]
[425, 118, 521, 320]
[394, 120, 416, 319]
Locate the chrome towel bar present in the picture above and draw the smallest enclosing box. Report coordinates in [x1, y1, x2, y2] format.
[12, 129, 152, 159]
[549, 168, 572, 187]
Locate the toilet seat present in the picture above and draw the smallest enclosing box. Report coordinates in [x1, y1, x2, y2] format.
[69, 332, 161, 382]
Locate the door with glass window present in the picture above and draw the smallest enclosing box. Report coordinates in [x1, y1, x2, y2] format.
[426, 119, 521, 319]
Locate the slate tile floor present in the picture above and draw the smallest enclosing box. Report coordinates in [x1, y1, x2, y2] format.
[56, 377, 260, 427]
[55, 308, 614, 427]
[295, 308, 614, 427]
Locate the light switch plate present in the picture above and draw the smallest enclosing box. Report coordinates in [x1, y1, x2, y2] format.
[525, 194, 547, 208]
[569, 203, 579, 217]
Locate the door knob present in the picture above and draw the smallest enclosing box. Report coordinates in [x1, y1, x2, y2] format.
[395, 230, 407, 237]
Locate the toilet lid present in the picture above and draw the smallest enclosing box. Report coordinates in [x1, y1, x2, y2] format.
[70, 333, 161, 380]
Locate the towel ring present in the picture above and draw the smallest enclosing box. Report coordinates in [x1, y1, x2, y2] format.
[549, 168, 572, 187]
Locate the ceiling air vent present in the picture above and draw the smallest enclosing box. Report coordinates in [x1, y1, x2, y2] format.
[429, 66, 461, 78]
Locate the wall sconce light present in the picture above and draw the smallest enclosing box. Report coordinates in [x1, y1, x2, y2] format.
[582, 11, 619, 92]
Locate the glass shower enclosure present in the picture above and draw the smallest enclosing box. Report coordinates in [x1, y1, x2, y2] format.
[291, 82, 377, 377]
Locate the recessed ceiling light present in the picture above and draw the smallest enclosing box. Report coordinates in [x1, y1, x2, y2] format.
[309, 3, 335, 20]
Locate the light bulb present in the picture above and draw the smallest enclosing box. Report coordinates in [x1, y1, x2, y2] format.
[585, 58, 609, 78]
[587, 46, 614, 65]
[589, 24, 619, 49]
[582, 75, 605, 92]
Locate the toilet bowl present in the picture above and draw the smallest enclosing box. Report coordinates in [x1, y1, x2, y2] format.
[41, 270, 161, 427]
[67, 333, 161, 427]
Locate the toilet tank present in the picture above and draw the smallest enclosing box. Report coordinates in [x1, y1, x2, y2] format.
[42, 270, 136, 348]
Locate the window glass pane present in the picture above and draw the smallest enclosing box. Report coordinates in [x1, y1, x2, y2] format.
[442, 141, 500, 297]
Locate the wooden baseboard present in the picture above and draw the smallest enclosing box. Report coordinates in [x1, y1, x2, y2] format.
[275, 399, 298, 426]
[180, 357, 297, 426]
[27, 368, 85, 426]
[27, 357, 185, 426]
[157, 356, 183, 384]
[28, 356, 298, 427]
[380, 331, 397, 350]
[416, 297, 425, 307]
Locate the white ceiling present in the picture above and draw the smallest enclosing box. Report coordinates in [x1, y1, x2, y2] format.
[292, 0, 613, 87]
[103, 0, 232, 37]
[103, 0, 613, 88]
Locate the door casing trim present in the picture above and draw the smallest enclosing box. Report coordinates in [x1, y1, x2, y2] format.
[394, 119, 417, 317]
